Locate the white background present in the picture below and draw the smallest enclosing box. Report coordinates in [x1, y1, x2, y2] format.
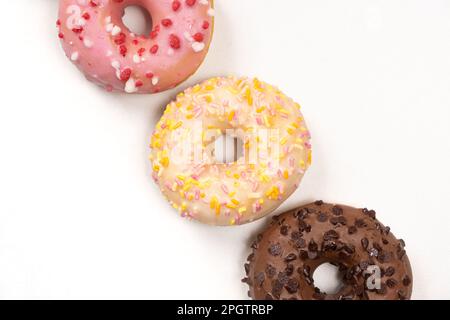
[0, 0, 449, 300]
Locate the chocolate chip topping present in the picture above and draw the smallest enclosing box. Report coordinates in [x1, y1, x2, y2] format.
[244, 202, 413, 300]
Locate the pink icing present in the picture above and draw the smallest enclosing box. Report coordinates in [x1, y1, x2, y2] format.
[57, 0, 214, 93]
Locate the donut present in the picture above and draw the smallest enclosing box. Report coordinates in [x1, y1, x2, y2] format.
[243, 202, 413, 300]
[150, 77, 312, 226]
[56, 0, 214, 93]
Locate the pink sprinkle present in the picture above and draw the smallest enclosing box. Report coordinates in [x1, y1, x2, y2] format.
[289, 157, 295, 167]
[175, 178, 184, 187]
[277, 169, 283, 178]
[194, 190, 200, 200]
[256, 117, 263, 125]
[221, 184, 229, 194]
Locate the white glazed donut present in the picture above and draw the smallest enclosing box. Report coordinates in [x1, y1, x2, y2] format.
[150, 77, 312, 226]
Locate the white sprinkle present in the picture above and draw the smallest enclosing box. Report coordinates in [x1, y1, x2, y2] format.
[167, 48, 175, 56]
[199, 0, 209, 4]
[184, 32, 194, 42]
[70, 51, 79, 61]
[192, 42, 205, 52]
[83, 38, 93, 48]
[105, 16, 112, 24]
[125, 78, 138, 93]
[106, 23, 114, 33]
[111, 60, 120, 69]
[111, 25, 122, 36]
[152, 77, 159, 86]
[133, 54, 141, 64]
[207, 8, 215, 16]
[106, 50, 113, 57]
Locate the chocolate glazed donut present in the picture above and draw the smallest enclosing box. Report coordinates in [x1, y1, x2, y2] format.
[243, 202, 413, 300]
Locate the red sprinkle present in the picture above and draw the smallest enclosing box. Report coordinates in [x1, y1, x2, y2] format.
[193, 33, 204, 42]
[202, 21, 210, 30]
[186, 0, 196, 7]
[172, 0, 181, 11]
[120, 68, 132, 81]
[145, 72, 154, 79]
[138, 48, 146, 56]
[82, 12, 90, 20]
[169, 34, 181, 49]
[119, 45, 128, 57]
[72, 27, 83, 34]
[150, 45, 159, 54]
[135, 80, 143, 87]
[161, 19, 173, 27]
[150, 25, 161, 39]
[114, 32, 126, 45]
[58, 32, 64, 39]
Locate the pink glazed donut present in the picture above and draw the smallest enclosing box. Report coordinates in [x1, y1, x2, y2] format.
[57, 0, 214, 93]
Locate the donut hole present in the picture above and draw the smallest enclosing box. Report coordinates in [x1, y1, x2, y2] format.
[214, 133, 244, 164]
[312, 263, 343, 295]
[122, 5, 153, 36]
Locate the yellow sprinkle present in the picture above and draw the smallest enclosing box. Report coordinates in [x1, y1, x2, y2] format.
[205, 84, 215, 91]
[233, 173, 240, 179]
[283, 170, 289, 180]
[210, 196, 219, 209]
[171, 121, 183, 130]
[291, 122, 299, 129]
[229, 191, 236, 197]
[253, 78, 263, 91]
[263, 115, 271, 127]
[256, 106, 266, 113]
[177, 175, 186, 181]
[280, 137, 288, 146]
[308, 150, 312, 165]
[228, 110, 235, 122]
[231, 199, 240, 205]
[238, 207, 247, 214]
[266, 186, 280, 200]
[226, 203, 237, 209]
[287, 127, 295, 135]
[152, 164, 160, 172]
[160, 156, 170, 167]
[230, 219, 236, 226]
[204, 95, 213, 103]
[181, 202, 187, 211]
[260, 174, 270, 183]
[186, 114, 194, 120]
[244, 87, 253, 106]
[192, 84, 201, 93]
[299, 160, 306, 169]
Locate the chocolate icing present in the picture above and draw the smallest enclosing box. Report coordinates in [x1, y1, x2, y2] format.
[243, 202, 413, 300]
